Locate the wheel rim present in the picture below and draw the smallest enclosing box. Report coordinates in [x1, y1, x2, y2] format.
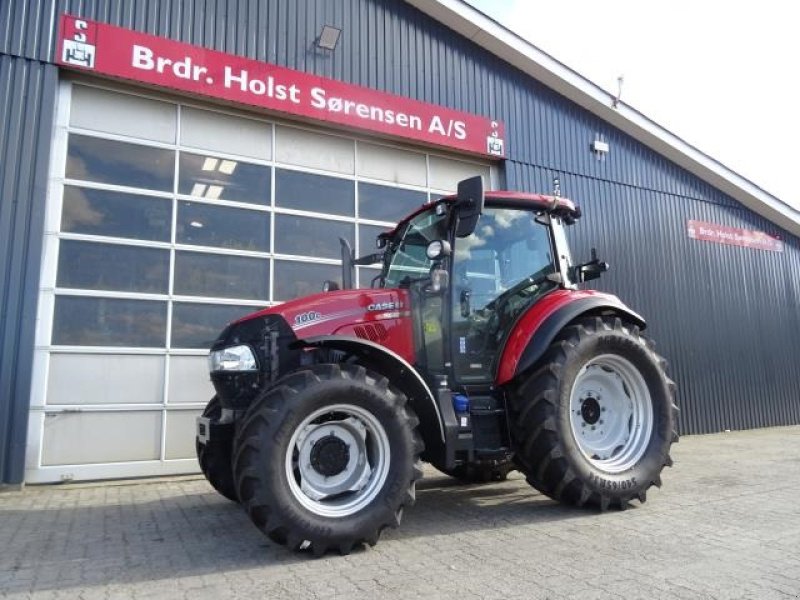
[568, 354, 654, 473]
[284, 403, 391, 518]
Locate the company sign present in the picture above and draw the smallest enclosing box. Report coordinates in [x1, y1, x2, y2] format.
[687, 220, 783, 253]
[57, 15, 506, 158]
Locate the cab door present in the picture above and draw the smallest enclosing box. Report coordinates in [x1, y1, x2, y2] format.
[450, 207, 557, 384]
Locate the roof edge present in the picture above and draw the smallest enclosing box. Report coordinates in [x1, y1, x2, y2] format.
[404, 0, 800, 238]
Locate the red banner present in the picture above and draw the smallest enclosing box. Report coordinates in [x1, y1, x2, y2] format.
[687, 220, 783, 253]
[57, 15, 506, 159]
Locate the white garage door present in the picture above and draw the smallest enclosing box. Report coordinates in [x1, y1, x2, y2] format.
[25, 80, 495, 483]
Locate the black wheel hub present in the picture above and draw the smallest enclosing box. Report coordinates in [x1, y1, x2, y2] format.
[310, 434, 350, 477]
[581, 396, 601, 425]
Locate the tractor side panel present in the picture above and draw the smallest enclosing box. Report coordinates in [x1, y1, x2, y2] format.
[496, 290, 645, 385]
[239, 288, 415, 364]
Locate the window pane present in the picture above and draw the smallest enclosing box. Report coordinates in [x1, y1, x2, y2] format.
[66, 134, 174, 191]
[171, 302, 259, 348]
[359, 183, 426, 223]
[274, 169, 354, 216]
[274, 214, 353, 259]
[181, 106, 271, 160]
[178, 152, 270, 205]
[174, 251, 268, 300]
[275, 125, 354, 174]
[71, 85, 177, 143]
[57, 240, 170, 294]
[274, 260, 340, 301]
[61, 186, 172, 241]
[177, 201, 269, 251]
[52, 296, 167, 347]
[358, 223, 390, 256]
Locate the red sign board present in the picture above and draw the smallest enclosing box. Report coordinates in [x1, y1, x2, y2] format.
[57, 15, 506, 158]
[687, 220, 783, 253]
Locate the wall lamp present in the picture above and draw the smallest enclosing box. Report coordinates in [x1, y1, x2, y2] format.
[316, 25, 342, 51]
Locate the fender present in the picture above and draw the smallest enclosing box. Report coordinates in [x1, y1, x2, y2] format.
[496, 290, 646, 385]
[298, 335, 445, 453]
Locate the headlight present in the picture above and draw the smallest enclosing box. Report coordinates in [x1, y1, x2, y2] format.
[208, 345, 258, 372]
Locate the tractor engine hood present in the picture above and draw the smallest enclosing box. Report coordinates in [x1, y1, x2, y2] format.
[237, 287, 410, 337]
[211, 287, 415, 363]
[208, 287, 414, 410]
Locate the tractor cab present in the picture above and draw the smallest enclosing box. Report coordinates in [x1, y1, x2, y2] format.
[366, 176, 582, 385]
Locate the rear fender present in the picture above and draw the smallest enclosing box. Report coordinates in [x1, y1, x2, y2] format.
[298, 335, 445, 457]
[496, 292, 646, 385]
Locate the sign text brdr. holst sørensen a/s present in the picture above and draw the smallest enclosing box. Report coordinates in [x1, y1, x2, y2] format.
[58, 15, 506, 158]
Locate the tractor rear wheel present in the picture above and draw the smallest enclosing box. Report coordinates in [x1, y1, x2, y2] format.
[196, 396, 238, 502]
[511, 316, 678, 510]
[232, 364, 423, 555]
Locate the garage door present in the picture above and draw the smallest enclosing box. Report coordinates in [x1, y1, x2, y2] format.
[25, 81, 495, 483]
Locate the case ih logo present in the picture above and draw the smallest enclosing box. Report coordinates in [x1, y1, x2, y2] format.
[61, 19, 96, 68]
[56, 14, 506, 159]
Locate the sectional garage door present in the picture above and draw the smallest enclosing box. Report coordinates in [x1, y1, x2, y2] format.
[25, 80, 494, 483]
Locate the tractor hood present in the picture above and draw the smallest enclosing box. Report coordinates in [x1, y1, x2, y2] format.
[213, 287, 415, 362]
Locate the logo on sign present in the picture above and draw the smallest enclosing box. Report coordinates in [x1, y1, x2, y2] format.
[486, 121, 505, 157]
[62, 19, 96, 68]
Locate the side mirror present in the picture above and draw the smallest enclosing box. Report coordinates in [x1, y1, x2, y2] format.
[454, 176, 484, 238]
[572, 248, 609, 283]
[574, 262, 608, 283]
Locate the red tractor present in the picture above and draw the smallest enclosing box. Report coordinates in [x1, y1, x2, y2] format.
[196, 177, 677, 555]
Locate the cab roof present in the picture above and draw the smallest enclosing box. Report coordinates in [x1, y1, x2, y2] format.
[443, 190, 578, 215]
[382, 191, 580, 239]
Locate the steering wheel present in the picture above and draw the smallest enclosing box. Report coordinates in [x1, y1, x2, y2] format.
[484, 265, 555, 313]
[469, 266, 551, 346]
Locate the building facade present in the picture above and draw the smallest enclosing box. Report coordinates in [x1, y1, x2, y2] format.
[2, 0, 799, 486]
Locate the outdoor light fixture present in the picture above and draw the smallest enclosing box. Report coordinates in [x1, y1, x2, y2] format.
[316, 25, 342, 51]
[592, 139, 610, 154]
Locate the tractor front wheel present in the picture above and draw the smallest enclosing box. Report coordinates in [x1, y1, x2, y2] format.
[196, 396, 238, 502]
[511, 316, 678, 510]
[232, 364, 423, 555]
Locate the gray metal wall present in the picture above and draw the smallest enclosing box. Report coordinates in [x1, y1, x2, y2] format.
[1, 0, 798, 482]
[0, 53, 58, 484]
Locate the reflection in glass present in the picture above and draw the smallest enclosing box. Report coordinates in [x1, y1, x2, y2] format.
[179, 152, 270, 205]
[177, 201, 269, 251]
[57, 240, 169, 294]
[274, 260, 340, 301]
[275, 169, 354, 216]
[174, 251, 268, 300]
[61, 186, 172, 241]
[52, 296, 167, 347]
[66, 135, 174, 191]
[274, 214, 354, 260]
[359, 182, 426, 223]
[171, 302, 260, 348]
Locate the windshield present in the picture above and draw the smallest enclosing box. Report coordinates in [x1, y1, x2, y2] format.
[382, 208, 447, 288]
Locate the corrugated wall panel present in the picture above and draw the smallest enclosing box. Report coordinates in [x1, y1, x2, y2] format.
[0, 0, 798, 475]
[0, 55, 57, 484]
[506, 162, 800, 435]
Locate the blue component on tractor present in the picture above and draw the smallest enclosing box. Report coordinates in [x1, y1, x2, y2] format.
[452, 394, 469, 414]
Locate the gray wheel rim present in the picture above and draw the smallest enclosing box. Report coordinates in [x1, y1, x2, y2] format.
[568, 354, 654, 473]
[284, 403, 391, 518]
